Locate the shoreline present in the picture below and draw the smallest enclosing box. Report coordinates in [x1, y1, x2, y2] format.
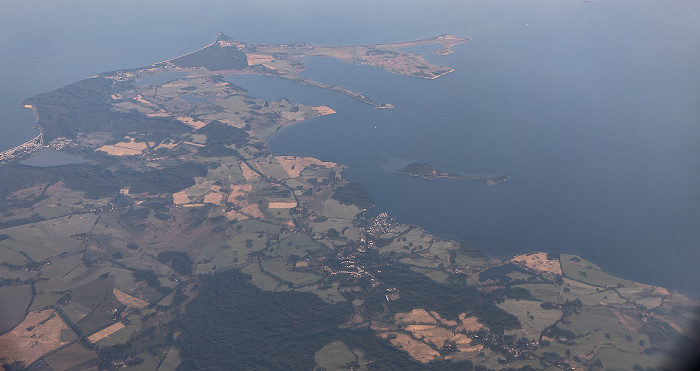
[394, 163, 510, 185]
[0, 104, 44, 162]
[396, 171, 510, 185]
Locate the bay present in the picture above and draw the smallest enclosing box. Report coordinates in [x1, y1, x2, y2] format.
[0, 0, 698, 296]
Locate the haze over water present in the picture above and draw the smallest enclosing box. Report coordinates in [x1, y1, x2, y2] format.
[1, 0, 699, 295]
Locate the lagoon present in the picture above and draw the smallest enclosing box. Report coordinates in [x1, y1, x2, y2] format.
[19, 149, 85, 167]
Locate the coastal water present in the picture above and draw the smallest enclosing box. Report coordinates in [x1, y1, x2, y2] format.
[1, 0, 699, 295]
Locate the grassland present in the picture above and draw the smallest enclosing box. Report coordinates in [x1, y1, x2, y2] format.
[560, 254, 635, 288]
[0, 213, 98, 262]
[0, 33, 695, 371]
[156, 348, 181, 371]
[44, 342, 97, 370]
[96, 315, 142, 347]
[0, 284, 33, 333]
[315, 340, 368, 371]
[535, 305, 661, 370]
[28, 292, 63, 312]
[0, 309, 74, 366]
[498, 299, 562, 340]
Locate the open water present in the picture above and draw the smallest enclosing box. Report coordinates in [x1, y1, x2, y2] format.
[1, 0, 699, 295]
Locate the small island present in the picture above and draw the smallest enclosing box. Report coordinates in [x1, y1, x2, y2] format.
[397, 162, 509, 185]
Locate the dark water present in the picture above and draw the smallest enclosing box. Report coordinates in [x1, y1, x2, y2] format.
[1, 0, 699, 295]
[479, 264, 526, 283]
[20, 149, 84, 167]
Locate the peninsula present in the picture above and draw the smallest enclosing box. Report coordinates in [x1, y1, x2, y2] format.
[0, 34, 695, 371]
[398, 162, 510, 185]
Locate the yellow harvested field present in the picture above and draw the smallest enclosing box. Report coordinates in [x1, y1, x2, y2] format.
[379, 332, 439, 363]
[190, 134, 208, 144]
[155, 141, 180, 150]
[113, 289, 149, 309]
[240, 162, 260, 181]
[313, 105, 336, 116]
[96, 137, 149, 156]
[96, 146, 142, 156]
[395, 309, 437, 325]
[405, 325, 454, 346]
[225, 209, 250, 221]
[0, 310, 73, 366]
[430, 311, 457, 327]
[228, 184, 253, 203]
[110, 93, 122, 100]
[512, 252, 562, 275]
[9, 184, 45, 200]
[87, 322, 125, 343]
[246, 53, 276, 65]
[268, 201, 297, 209]
[275, 156, 338, 178]
[450, 334, 483, 351]
[176, 116, 207, 129]
[240, 204, 264, 219]
[457, 313, 483, 333]
[134, 94, 159, 107]
[204, 192, 224, 205]
[161, 82, 188, 88]
[146, 111, 170, 117]
[173, 191, 191, 205]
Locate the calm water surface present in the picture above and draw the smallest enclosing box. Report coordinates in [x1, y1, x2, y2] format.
[1, 0, 698, 295]
[20, 149, 84, 167]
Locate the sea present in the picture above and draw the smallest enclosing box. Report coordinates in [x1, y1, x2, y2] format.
[1, 0, 699, 296]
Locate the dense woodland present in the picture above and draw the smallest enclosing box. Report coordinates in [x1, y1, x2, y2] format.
[177, 270, 480, 371]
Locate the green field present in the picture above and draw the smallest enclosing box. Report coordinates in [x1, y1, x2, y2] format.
[0, 285, 33, 333]
[498, 299, 562, 340]
[260, 260, 321, 288]
[156, 348, 181, 371]
[204, 161, 247, 184]
[44, 342, 97, 371]
[231, 219, 283, 234]
[535, 305, 660, 370]
[296, 282, 346, 304]
[407, 265, 450, 283]
[28, 292, 63, 311]
[311, 217, 354, 236]
[0, 214, 98, 259]
[61, 301, 92, 324]
[98, 315, 142, 347]
[320, 199, 360, 219]
[254, 159, 290, 179]
[314, 340, 367, 371]
[560, 254, 635, 288]
[125, 352, 160, 371]
[273, 233, 321, 258]
[197, 231, 270, 271]
[400, 255, 442, 270]
[513, 283, 564, 304]
[0, 245, 27, 266]
[240, 263, 287, 291]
